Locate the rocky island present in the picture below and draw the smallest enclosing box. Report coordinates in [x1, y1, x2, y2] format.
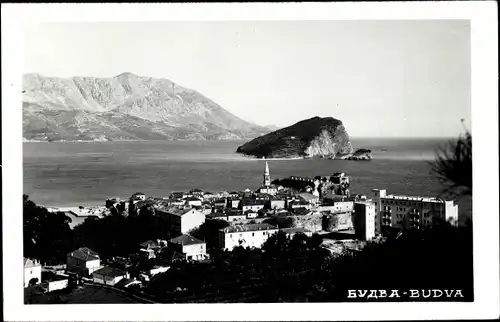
[236, 116, 354, 159]
[335, 148, 373, 161]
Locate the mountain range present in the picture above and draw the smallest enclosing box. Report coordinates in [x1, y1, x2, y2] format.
[22, 73, 272, 141]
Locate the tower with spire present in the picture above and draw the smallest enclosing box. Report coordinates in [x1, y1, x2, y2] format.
[263, 160, 271, 187]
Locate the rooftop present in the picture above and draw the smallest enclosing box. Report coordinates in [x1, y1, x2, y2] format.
[242, 199, 267, 206]
[298, 192, 318, 201]
[280, 227, 312, 234]
[140, 240, 160, 249]
[221, 223, 277, 233]
[24, 258, 40, 268]
[94, 266, 127, 277]
[156, 206, 198, 217]
[184, 197, 202, 202]
[169, 234, 205, 246]
[68, 247, 99, 261]
[383, 194, 449, 203]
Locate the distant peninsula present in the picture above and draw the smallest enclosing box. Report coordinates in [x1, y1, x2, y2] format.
[236, 116, 356, 159]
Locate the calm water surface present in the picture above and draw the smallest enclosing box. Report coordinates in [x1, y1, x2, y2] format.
[23, 138, 471, 222]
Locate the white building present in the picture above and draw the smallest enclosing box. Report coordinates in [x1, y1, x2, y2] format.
[319, 199, 354, 213]
[168, 234, 208, 261]
[45, 275, 69, 293]
[66, 247, 101, 277]
[241, 199, 267, 212]
[24, 258, 42, 287]
[372, 189, 459, 234]
[297, 192, 320, 206]
[219, 223, 278, 251]
[353, 201, 376, 241]
[184, 197, 203, 207]
[156, 207, 206, 237]
[93, 266, 129, 286]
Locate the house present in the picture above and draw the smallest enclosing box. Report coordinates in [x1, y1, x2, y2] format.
[140, 240, 161, 251]
[226, 209, 246, 222]
[203, 192, 216, 200]
[289, 207, 314, 216]
[228, 191, 240, 199]
[254, 193, 273, 201]
[138, 240, 158, 259]
[184, 196, 202, 207]
[131, 192, 146, 201]
[189, 188, 204, 197]
[42, 273, 69, 292]
[288, 199, 312, 210]
[169, 192, 185, 200]
[241, 199, 267, 212]
[24, 258, 41, 287]
[319, 199, 354, 213]
[280, 227, 313, 239]
[215, 191, 230, 199]
[93, 266, 129, 286]
[168, 234, 208, 261]
[297, 192, 320, 205]
[213, 199, 227, 208]
[228, 198, 241, 209]
[219, 223, 279, 251]
[66, 247, 101, 277]
[156, 206, 206, 237]
[270, 198, 286, 210]
[168, 199, 185, 206]
[207, 212, 228, 221]
[245, 210, 259, 219]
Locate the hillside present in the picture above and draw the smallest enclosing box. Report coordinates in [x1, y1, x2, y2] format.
[236, 116, 353, 159]
[22, 73, 270, 141]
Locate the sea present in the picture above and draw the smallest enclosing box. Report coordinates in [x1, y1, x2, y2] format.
[23, 138, 472, 223]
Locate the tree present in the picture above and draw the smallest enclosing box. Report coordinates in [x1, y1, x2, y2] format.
[431, 124, 472, 197]
[23, 195, 74, 265]
[28, 277, 39, 287]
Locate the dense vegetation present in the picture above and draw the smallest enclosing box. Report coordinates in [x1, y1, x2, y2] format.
[145, 225, 473, 302]
[431, 127, 472, 197]
[23, 195, 74, 265]
[24, 196, 174, 262]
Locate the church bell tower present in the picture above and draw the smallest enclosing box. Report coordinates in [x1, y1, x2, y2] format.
[263, 160, 271, 187]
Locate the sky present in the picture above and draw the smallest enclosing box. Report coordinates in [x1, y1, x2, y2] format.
[23, 20, 471, 137]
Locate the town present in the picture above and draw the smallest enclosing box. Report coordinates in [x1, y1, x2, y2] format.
[24, 161, 460, 303]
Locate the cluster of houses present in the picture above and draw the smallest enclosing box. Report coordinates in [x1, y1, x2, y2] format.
[23, 232, 211, 293]
[25, 161, 460, 294]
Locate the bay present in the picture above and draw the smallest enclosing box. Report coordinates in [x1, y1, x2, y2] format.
[23, 138, 471, 223]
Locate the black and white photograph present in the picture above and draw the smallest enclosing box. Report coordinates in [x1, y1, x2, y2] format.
[2, 2, 499, 321]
